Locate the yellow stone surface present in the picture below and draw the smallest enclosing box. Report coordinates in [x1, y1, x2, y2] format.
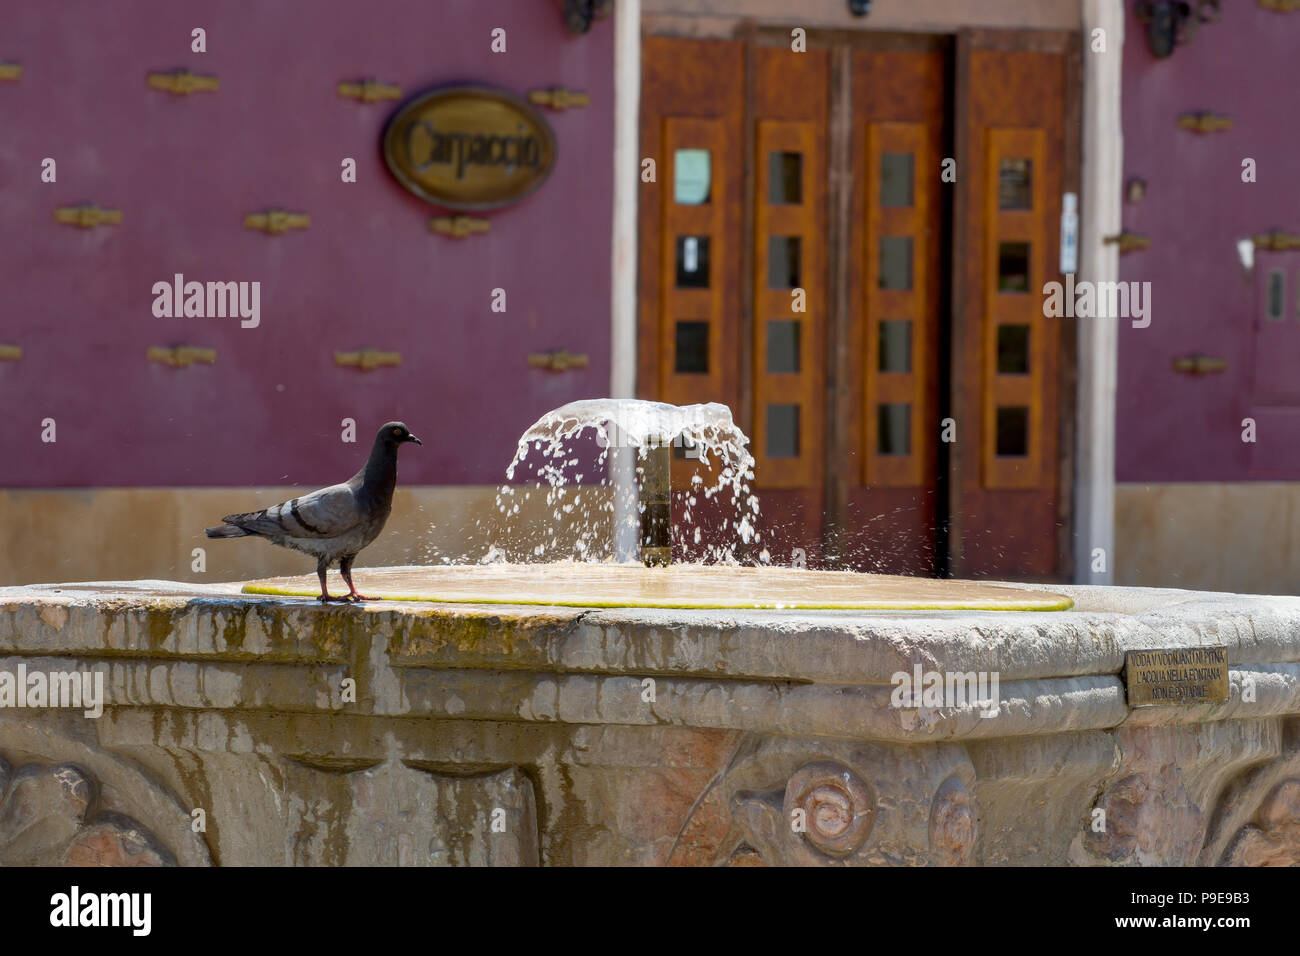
[242, 563, 1074, 611]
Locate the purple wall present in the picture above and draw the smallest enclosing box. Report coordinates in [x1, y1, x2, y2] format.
[1117, 3, 1300, 482]
[0, 0, 614, 487]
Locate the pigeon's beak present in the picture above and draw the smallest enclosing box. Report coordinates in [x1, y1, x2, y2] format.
[409, 435, 423, 446]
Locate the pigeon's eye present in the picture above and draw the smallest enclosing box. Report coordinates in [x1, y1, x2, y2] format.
[392, 428, 402, 436]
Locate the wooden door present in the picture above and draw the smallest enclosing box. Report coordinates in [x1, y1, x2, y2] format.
[746, 46, 829, 562]
[834, 44, 947, 574]
[640, 34, 935, 570]
[638, 37, 746, 560]
[949, 32, 1077, 580]
[640, 30, 1076, 578]
[640, 37, 827, 563]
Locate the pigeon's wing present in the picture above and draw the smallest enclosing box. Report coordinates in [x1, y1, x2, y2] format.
[224, 484, 362, 539]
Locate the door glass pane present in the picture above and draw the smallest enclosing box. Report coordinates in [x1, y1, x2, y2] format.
[768, 236, 801, 288]
[675, 235, 710, 288]
[766, 319, 800, 373]
[878, 403, 911, 456]
[878, 320, 912, 373]
[878, 236, 913, 290]
[766, 404, 800, 458]
[674, 321, 709, 373]
[674, 149, 711, 205]
[996, 406, 1030, 457]
[880, 153, 914, 208]
[768, 152, 802, 205]
[1267, 270, 1285, 320]
[997, 324, 1030, 374]
[998, 158, 1033, 210]
[997, 242, 1030, 293]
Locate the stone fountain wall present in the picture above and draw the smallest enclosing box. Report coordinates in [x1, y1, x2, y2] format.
[1, 580, 1299, 866]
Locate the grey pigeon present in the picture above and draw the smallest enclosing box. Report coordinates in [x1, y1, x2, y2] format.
[205, 421, 422, 601]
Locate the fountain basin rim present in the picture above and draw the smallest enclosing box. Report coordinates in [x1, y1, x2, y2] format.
[239, 584, 1073, 611]
[241, 564, 1075, 612]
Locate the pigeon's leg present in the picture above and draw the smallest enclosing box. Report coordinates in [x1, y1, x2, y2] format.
[317, 559, 349, 602]
[340, 555, 373, 601]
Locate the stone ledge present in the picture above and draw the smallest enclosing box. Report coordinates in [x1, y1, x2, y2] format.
[5, 579, 1299, 682]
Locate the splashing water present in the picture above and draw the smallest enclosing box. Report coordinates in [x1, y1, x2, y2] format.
[495, 399, 762, 564]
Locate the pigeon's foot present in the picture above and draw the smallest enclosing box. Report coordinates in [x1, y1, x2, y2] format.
[346, 593, 376, 602]
[318, 594, 352, 603]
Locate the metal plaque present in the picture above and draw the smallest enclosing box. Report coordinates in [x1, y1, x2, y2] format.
[1124, 646, 1229, 707]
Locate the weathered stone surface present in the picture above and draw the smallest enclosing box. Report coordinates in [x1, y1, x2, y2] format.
[1, 577, 1300, 865]
[1220, 776, 1300, 866]
[930, 776, 977, 866]
[64, 815, 173, 867]
[0, 763, 93, 865]
[0, 758, 177, 867]
[282, 760, 538, 866]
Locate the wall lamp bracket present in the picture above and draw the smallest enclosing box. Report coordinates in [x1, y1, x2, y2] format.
[1134, 0, 1220, 58]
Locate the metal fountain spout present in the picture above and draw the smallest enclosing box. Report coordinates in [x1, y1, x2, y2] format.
[639, 437, 672, 567]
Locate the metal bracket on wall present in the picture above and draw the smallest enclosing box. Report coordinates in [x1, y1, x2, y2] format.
[528, 350, 589, 372]
[561, 0, 613, 34]
[528, 88, 590, 111]
[429, 216, 490, 238]
[1173, 354, 1227, 375]
[148, 346, 216, 368]
[337, 79, 402, 103]
[1177, 112, 1232, 133]
[1103, 232, 1151, 254]
[0, 345, 21, 361]
[335, 350, 402, 371]
[54, 205, 122, 229]
[1135, 0, 1220, 57]
[0, 62, 21, 81]
[1254, 231, 1300, 251]
[147, 70, 219, 95]
[244, 210, 310, 235]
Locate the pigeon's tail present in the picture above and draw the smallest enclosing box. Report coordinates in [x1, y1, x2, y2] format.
[205, 524, 250, 539]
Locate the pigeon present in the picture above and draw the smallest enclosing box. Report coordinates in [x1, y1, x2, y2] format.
[205, 421, 422, 601]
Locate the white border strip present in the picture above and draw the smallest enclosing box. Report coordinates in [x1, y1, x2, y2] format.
[1075, 0, 1123, 584]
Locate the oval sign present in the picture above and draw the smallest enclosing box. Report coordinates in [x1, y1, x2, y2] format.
[382, 86, 557, 211]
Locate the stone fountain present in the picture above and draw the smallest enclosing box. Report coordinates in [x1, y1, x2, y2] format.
[1, 399, 1299, 867]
